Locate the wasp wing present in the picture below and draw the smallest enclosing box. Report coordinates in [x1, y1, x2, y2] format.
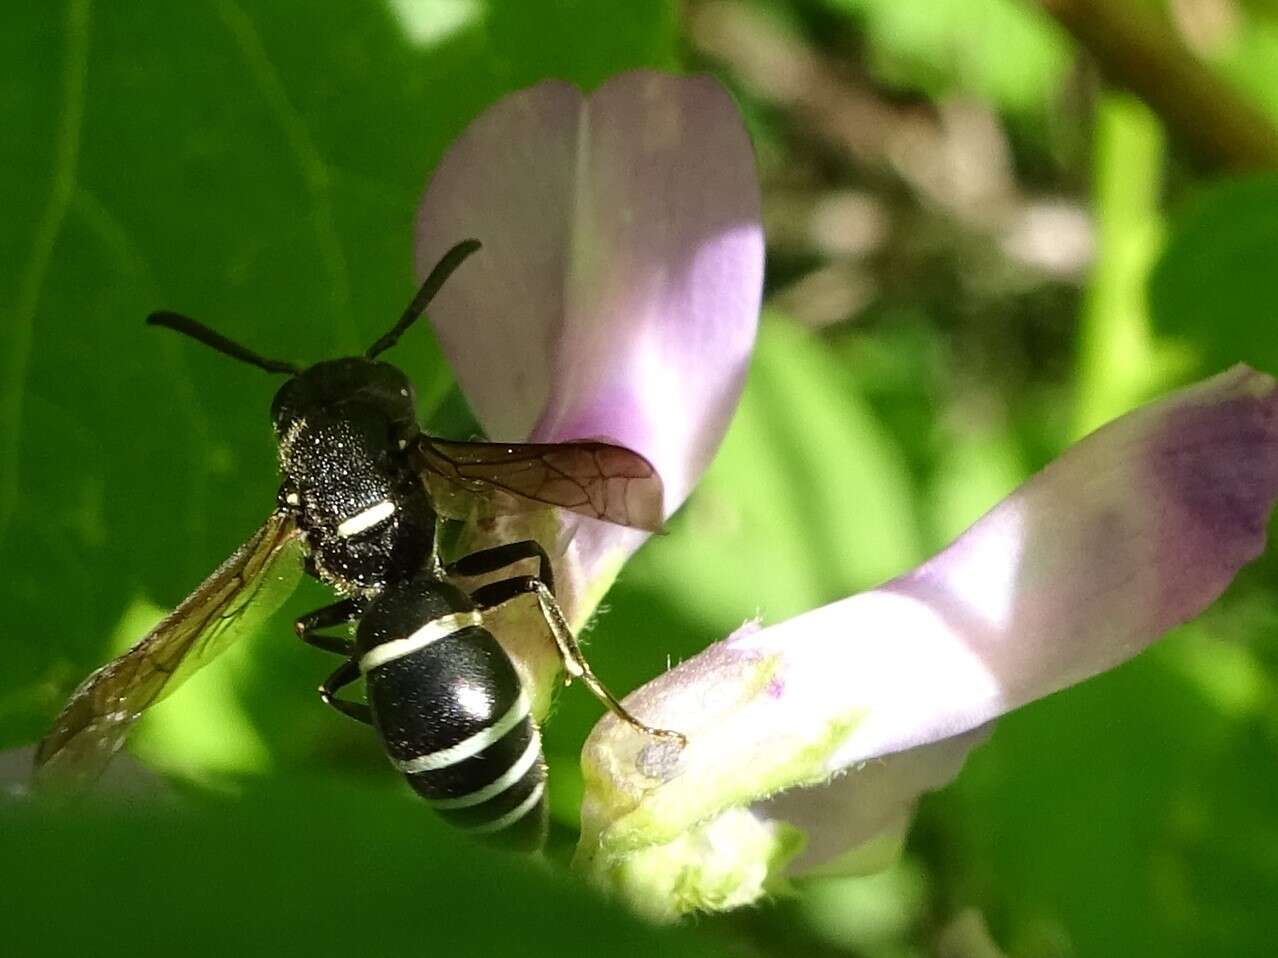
[413, 437, 665, 532]
[33, 512, 304, 795]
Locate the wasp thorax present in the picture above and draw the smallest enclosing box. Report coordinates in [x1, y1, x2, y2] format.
[277, 402, 435, 595]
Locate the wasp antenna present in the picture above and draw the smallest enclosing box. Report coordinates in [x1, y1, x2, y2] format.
[365, 238, 482, 359]
[147, 311, 302, 376]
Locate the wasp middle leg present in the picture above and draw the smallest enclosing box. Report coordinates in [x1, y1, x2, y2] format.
[318, 658, 373, 725]
[298, 598, 372, 725]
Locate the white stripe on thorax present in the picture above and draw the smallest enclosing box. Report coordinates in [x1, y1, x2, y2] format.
[427, 730, 541, 810]
[358, 610, 483, 673]
[468, 780, 545, 834]
[394, 692, 529, 774]
[336, 499, 396, 538]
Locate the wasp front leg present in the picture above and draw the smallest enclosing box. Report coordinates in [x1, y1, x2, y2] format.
[448, 541, 685, 746]
[295, 598, 365, 656]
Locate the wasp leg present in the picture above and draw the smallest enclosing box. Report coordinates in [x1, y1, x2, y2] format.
[465, 568, 685, 747]
[445, 538, 555, 593]
[318, 659, 373, 726]
[426, 514, 447, 578]
[295, 598, 364, 656]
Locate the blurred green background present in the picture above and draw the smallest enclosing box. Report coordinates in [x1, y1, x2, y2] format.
[4, 1, 1278, 955]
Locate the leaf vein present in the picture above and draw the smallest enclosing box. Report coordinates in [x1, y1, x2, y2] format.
[214, 0, 355, 352]
[0, 0, 92, 545]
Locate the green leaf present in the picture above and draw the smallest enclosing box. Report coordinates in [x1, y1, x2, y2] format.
[1148, 174, 1278, 375]
[1208, 9, 1278, 126]
[0, 0, 677, 768]
[634, 314, 923, 630]
[938, 626, 1278, 957]
[0, 780, 730, 956]
[821, 0, 1069, 112]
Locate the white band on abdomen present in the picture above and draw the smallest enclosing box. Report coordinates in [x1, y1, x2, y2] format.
[427, 730, 542, 810]
[393, 692, 530, 774]
[358, 610, 483, 673]
[468, 780, 545, 834]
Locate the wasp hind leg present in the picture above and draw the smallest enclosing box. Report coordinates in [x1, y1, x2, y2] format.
[318, 659, 373, 726]
[449, 541, 685, 747]
[445, 538, 555, 592]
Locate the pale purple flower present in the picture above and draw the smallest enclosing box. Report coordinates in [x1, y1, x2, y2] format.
[416, 71, 762, 629]
[414, 71, 1278, 920]
[577, 365, 1278, 916]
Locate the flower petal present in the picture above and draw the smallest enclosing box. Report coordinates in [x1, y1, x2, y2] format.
[417, 71, 762, 506]
[578, 365, 1278, 912]
[415, 80, 581, 441]
[757, 726, 992, 876]
[416, 70, 763, 625]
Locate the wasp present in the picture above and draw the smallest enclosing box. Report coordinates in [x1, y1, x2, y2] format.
[34, 239, 681, 850]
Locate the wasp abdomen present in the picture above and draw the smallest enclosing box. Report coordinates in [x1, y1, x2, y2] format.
[357, 581, 547, 851]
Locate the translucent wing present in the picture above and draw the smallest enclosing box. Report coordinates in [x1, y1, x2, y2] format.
[33, 512, 304, 795]
[413, 436, 665, 532]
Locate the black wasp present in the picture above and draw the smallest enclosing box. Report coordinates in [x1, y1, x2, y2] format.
[34, 239, 682, 851]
